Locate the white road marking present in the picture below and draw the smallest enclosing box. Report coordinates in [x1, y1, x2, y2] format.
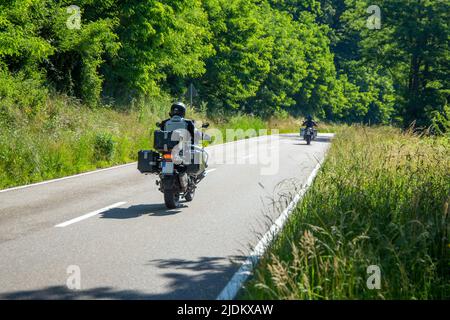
[0, 163, 136, 194]
[242, 155, 254, 160]
[205, 169, 217, 174]
[216, 161, 324, 300]
[55, 202, 127, 228]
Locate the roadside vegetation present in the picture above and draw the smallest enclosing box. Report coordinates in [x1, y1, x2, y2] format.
[1, 1, 448, 128]
[242, 126, 450, 299]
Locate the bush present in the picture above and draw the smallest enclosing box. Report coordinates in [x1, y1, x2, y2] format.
[93, 132, 116, 163]
[0, 69, 48, 123]
[430, 105, 450, 136]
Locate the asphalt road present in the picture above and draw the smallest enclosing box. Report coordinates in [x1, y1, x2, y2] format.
[0, 133, 333, 299]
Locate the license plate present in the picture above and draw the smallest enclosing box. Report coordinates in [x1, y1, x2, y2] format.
[162, 161, 174, 174]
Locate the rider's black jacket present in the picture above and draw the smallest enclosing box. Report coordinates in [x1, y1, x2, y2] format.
[302, 120, 317, 128]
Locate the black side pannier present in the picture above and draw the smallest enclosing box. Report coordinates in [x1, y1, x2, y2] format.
[138, 150, 160, 174]
[185, 147, 207, 176]
[153, 130, 180, 152]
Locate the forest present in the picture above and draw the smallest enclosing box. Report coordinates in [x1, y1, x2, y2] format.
[0, 0, 448, 131]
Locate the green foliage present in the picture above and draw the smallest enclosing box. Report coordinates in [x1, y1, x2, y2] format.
[291, 11, 336, 117]
[0, 67, 48, 120]
[200, 0, 273, 111]
[252, 5, 315, 115]
[0, 0, 54, 68]
[103, 0, 214, 101]
[0, 1, 120, 107]
[430, 104, 450, 136]
[46, 1, 120, 107]
[198, 0, 340, 118]
[0, 0, 447, 132]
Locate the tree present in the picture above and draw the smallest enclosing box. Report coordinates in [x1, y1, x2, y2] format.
[199, 0, 273, 112]
[104, 0, 214, 102]
[344, 0, 449, 128]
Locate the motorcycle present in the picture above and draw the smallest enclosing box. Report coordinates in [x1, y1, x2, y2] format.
[138, 123, 210, 209]
[300, 127, 317, 145]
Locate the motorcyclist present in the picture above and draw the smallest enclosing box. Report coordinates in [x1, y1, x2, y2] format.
[159, 102, 208, 168]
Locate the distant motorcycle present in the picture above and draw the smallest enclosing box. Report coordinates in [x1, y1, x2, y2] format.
[138, 123, 210, 209]
[300, 127, 317, 145]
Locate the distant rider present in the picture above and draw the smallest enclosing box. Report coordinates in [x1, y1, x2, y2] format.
[302, 115, 318, 129]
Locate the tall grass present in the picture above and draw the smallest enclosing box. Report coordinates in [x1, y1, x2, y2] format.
[0, 95, 166, 189]
[242, 126, 450, 299]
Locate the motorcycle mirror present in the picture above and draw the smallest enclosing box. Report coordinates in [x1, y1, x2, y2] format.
[202, 123, 210, 129]
[156, 122, 161, 127]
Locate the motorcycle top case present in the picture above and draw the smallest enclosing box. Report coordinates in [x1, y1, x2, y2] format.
[153, 130, 180, 152]
[137, 150, 160, 174]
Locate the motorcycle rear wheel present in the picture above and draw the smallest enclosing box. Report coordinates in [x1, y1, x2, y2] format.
[164, 190, 180, 209]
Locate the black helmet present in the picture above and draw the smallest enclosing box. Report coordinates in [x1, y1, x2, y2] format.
[307, 115, 313, 121]
[170, 102, 186, 117]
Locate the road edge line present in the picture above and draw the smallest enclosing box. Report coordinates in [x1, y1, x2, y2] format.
[54, 201, 127, 228]
[216, 160, 324, 300]
[0, 163, 137, 194]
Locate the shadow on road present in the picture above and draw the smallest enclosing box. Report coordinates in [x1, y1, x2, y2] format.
[0, 285, 148, 300]
[280, 134, 333, 144]
[0, 256, 245, 300]
[312, 136, 334, 143]
[291, 137, 334, 145]
[145, 256, 246, 299]
[100, 204, 185, 219]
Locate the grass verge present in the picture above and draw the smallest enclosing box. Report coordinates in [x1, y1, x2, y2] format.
[241, 126, 450, 299]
